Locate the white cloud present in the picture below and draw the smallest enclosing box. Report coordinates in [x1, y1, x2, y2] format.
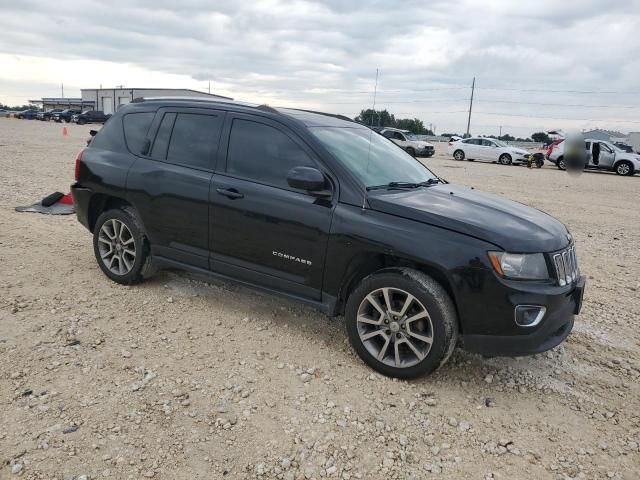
[1, 0, 639, 136]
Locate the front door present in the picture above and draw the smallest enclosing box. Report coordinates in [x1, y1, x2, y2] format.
[209, 114, 334, 300]
[126, 108, 225, 268]
[597, 142, 616, 168]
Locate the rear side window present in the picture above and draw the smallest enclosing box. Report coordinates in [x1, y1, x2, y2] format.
[226, 119, 315, 189]
[165, 113, 222, 170]
[123, 112, 154, 155]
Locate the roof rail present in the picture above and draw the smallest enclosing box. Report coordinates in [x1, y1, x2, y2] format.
[256, 104, 279, 114]
[130, 96, 244, 105]
[288, 108, 355, 123]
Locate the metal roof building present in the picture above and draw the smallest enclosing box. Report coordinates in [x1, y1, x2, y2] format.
[28, 97, 95, 110]
[80, 88, 232, 115]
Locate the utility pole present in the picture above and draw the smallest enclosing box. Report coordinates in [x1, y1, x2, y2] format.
[61, 83, 64, 98]
[371, 68, 379, 127]
[208, 81, 211, 94]
[466, 76, 475, 137]
[499, 125, 502, 137]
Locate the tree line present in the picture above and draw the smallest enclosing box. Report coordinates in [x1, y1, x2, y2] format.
[354, 109, 552, 143]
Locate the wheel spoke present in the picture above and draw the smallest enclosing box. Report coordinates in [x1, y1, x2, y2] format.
[394, 341, 401, 367]
[407, 330, 433, 344]
[361, 330, 384, 341]
[398, 293, 415, 317]
[122, 237, 134, 245]
[377, 336, 391, 361]
[382, 288, 392, 313]
[404, 337, 425, 361]
[98, 236, 111, 245]
[117, 256, 125, 275]
[121, 254, 132, 271]
[357, 314, 381, 326]
[405, 310, 428, 324]
[366, 294, 386, 316]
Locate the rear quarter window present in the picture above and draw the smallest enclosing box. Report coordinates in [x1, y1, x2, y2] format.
[123, 112, 155, 155]
[88, 115, 127, 153]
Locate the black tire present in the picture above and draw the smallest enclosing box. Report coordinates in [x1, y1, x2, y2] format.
[453, 149, 465, 161]
[499, 153, 512, 165]
[345, 268, 458, 379]
[557, 156, 566, 170]
[406, 147, 416, 157]
[93, 207, 152, 285]
[77, 119, 86, 125]
[615, 161, 633, 176]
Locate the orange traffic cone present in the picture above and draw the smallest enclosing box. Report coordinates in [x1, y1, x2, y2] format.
[62, 127, 68, 136]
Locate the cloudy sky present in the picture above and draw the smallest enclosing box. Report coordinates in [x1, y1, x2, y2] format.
[1, 0, 639, 136]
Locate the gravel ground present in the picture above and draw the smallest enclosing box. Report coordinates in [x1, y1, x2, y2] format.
[1, 118, 639, 480]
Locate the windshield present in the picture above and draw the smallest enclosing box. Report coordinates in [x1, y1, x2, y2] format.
[404, 132, 418, 140]
[609, 143, 624, 153]
[310, 127, 438, 187]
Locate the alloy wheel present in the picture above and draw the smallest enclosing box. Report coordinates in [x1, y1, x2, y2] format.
[356, 287, 434, 368]
[97, 219, 136, 275]
[617, 163, 630, 175]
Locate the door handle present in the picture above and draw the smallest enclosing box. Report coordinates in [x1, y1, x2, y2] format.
[216, 188, 244, 200]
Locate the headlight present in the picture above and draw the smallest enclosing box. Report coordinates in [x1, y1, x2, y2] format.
[487, 252, 549, 280]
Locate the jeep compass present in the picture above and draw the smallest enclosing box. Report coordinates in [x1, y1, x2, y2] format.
[71, 97, 585, 378]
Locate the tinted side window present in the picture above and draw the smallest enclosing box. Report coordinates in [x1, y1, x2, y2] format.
[123, 112, 155, 155]
[151, 113, 176, 160]
[166, 113, 223, 169]
[226, 119, 314, 189]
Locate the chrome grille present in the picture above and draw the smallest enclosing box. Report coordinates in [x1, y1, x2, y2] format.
[553, 245, 579, 286]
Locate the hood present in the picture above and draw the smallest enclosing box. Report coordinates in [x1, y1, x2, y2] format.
[415, 141, 433, 147]
[510, 147, 529, 155]
[367, 184, 570, 252]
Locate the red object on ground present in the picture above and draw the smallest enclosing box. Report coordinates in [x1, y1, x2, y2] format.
[59, 193, 74, 204]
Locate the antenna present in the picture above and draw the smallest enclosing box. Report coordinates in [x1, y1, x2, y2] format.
[371, 68, 379, 126]
[466, 76, 475, 137]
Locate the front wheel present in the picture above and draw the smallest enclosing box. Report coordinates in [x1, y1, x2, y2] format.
[615, 161, 633, 176]
[406, 147, 415, 157]
[499, 154, 512, 165]
[557, 157, 566, 170]
[345, 269, 458, 379]
[93, 207, 151, 285]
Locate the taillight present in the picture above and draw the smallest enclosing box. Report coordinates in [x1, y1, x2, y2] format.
[74, 148, 85, 181]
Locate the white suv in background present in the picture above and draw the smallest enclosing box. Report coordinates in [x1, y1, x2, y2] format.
[448, 137, 530, 165]
[548, 139, 640, 176]
[379, 127, 435, 157]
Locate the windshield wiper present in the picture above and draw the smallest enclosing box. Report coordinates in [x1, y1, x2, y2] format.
[366, 181, 420, 191]
[366, 179, 443, 191]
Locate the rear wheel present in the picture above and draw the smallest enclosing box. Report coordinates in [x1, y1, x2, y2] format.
[93, 207, 151, 285]
[499, 153, 512, 165]
[615, 161, 633, 176]
[345, 269, 458, 379]
[557, 156, 566, 170]
[453, 149, 465, 161]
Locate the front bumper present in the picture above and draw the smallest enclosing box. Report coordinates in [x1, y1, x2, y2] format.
[417, 147, 435, 157]
[460, 276, 584, 357]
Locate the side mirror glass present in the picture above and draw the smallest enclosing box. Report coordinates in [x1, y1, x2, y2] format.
[286, 166, 329, 195]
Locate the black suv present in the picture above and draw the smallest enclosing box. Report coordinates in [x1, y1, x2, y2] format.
[53, 109, 81, 123]
[71, 97, 585, 378]
[72, 110, 110, 125]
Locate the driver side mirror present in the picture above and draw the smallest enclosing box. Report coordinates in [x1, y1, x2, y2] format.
[287, 166, 330, 196]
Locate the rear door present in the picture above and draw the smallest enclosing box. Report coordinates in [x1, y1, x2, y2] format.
[126, 107, 225, 268]
[208, 113, 334, 299]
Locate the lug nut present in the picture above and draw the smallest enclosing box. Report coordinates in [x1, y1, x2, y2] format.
[384, 319, 389, 324]
[396, 333, 402, 339]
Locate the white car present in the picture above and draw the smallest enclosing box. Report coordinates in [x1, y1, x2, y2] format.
[379, 127, 435, 157]
[447, 137, 530, 165]
[548, 138, 640, 176]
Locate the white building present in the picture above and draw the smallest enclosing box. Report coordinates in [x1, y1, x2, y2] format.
[80, 88, 232, 114]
